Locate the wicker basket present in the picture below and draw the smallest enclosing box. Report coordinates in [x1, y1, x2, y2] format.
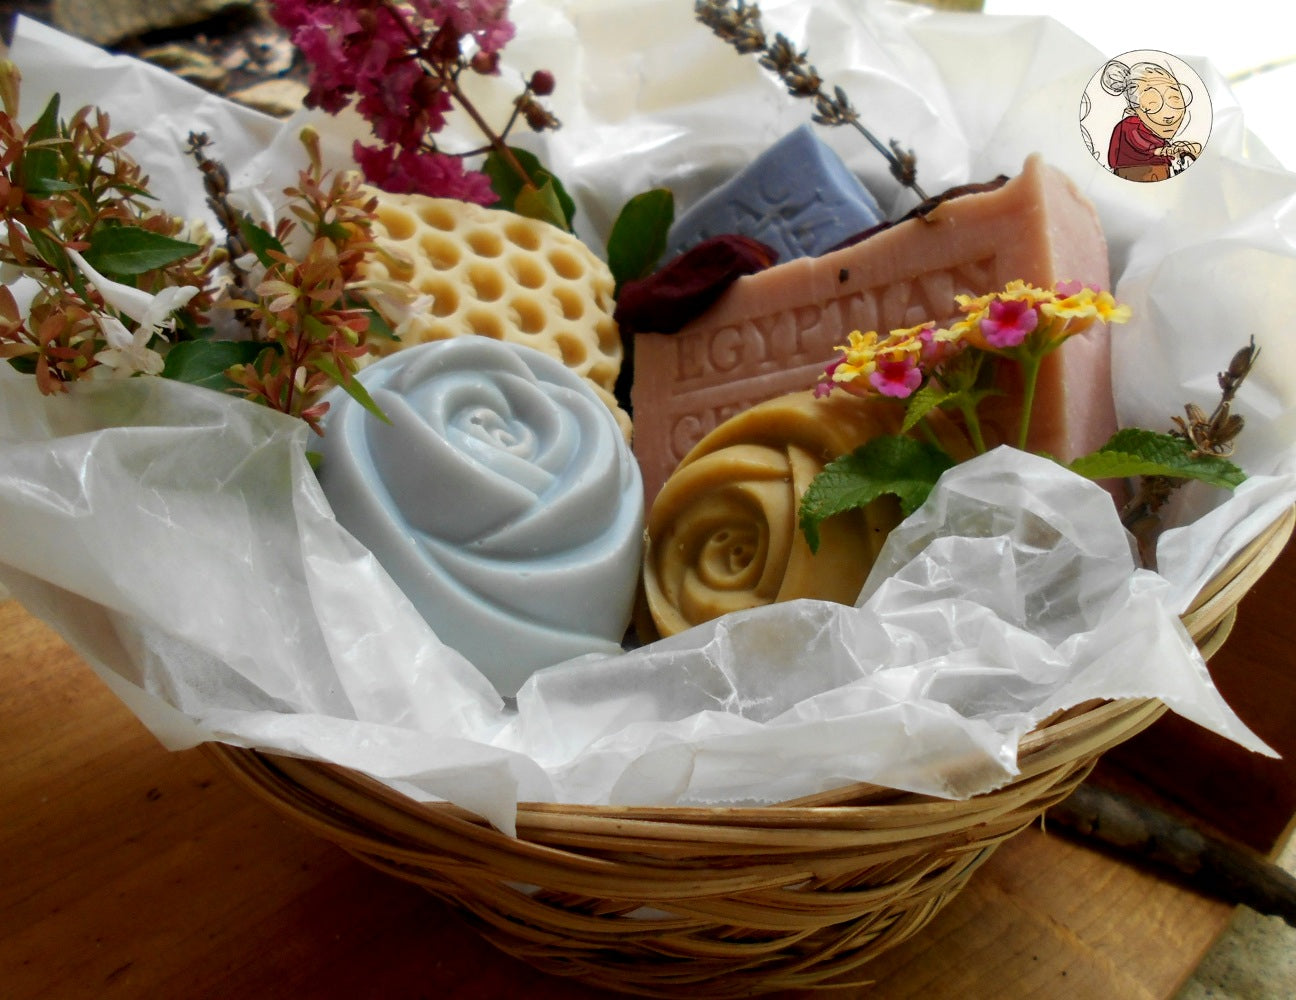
[206, 506, 1294, 998]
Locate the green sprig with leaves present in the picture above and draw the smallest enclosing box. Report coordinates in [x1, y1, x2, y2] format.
[0, 61, 401, 434]
[0, 60, 214, 393]
[190, 126, 390, 434]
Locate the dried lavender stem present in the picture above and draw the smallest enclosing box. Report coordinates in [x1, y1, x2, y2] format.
[695, 0, 929, 202]
[186, 132, 257, 334]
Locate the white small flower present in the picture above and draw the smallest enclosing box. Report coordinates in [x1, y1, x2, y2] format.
[93, 314, 165, 377]
[65, 246, 200, 337]
[175, 216, 212, 249]
[355, 279, 435, 339]
[228, 180, 312, 260]
[226, 181, 278, 233]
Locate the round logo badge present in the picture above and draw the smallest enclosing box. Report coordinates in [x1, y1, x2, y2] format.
[1079, 49, 1212, 182]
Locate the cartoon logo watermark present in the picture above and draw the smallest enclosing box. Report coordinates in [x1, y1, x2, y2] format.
[1080, 49, 1212, 182]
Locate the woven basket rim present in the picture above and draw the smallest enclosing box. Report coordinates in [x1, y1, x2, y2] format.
[199, 506, 1294, 999]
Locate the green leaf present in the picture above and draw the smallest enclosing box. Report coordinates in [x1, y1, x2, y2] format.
[798, 435, 956, 553]
[314, 356, 389, 424]
[114, 183, 157, 201]
[171, 309, 205, 342]
[83, 227, 202, 276]
[161, 339, 265, 391]
[26, 226, 70, 278]
[901, 381, 954, 433]
[236, 215, 287, 269]
[301, 313, 332, 340]
[356, 303, 397, 341]
[513, 179, 569, 231]
[1067, 427, 1247, 489]
[338, 292, 398, 342]
[27, 177, 78, 195]
[901, 384, 1000, 434]
[483, 146, 576, 230]
[20, 93, 62, 193]
[606, 188, 675, 293]
[316, 220, 352, 243]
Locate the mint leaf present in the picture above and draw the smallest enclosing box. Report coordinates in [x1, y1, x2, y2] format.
[1068, 427, 1246, 489]
[161, 339, 265, 391]
[84, 227, 201, 276]
[901, 381, 953, 433]
[607, 188, 674, 293]
[483, 146, 576, 230]
[798, 435, 956, 553]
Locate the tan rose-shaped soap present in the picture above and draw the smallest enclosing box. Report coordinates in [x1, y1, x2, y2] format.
[318, 338, 643, 696]
[643, 392, 972, 637]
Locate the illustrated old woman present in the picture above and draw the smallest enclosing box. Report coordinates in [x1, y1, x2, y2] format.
[1102, 59, 1202, 182]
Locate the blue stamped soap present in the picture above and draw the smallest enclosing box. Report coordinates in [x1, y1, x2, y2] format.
[665, 124, 883, 262]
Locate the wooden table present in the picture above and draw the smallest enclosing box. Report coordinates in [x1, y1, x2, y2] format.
[9, 594, 1285, 1000]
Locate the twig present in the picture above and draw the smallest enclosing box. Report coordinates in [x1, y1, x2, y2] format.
[1047, 782, 1296, 927]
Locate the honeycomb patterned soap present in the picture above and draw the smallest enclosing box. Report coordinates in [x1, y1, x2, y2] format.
[357, 189, 629, 434]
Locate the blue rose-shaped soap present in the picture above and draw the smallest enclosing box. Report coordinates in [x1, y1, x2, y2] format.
[318, 338, 644, 695]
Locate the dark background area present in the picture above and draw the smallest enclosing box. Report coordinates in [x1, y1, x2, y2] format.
[0, 1, 305, 116]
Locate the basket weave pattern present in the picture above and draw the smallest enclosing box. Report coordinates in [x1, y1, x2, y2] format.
[208, 508, 1294, 998]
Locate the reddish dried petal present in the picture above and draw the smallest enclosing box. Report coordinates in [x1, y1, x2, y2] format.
[613, 234, 777, 336]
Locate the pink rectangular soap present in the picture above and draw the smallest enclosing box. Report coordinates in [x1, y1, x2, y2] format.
[632, 155, 1115, 506]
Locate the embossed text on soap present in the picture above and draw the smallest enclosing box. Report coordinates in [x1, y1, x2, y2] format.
[668, 257, 996, 396]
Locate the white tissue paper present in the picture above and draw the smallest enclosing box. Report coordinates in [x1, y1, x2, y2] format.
[3, 2, 1296, 836]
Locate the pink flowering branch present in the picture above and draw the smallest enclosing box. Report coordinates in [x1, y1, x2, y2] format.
[269, 0, 559, 204]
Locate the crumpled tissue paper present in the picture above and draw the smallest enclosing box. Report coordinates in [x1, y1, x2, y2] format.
[2, 2, 1295, 835]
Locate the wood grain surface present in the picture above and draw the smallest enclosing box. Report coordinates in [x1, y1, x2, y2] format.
[0, 598, 1242, 1000]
